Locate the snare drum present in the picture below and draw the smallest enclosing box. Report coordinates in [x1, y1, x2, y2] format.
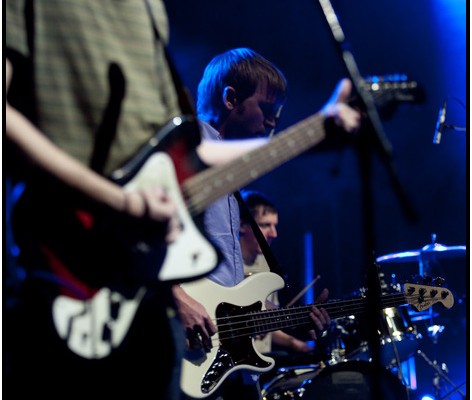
[301, 360, 409, 400]
[327, 306, 419, 368]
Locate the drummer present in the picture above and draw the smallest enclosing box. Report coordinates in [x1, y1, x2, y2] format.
[239, 189, 316, 357]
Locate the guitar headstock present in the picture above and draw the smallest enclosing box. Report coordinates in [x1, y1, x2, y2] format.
[403, 280, 454, 312]
[356, 74, 426, 119]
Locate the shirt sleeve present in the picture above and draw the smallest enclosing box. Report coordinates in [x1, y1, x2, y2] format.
[6, 0, 29, 57]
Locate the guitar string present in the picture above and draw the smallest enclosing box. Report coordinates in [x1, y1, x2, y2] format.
[186, 119, 322, 214]
[184, 121, 322, 215]
[213, 294, 405, 333]
[213, 292, 426, 327]
[181, 80, 417, 215]
[208, 292, 447, 344]
[182, 114, 325, 216]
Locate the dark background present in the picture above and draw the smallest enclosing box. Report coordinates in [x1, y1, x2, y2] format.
[165, 0, 467, 398]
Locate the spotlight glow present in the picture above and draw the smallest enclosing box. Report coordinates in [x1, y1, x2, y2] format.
[420, 395, 435, 400]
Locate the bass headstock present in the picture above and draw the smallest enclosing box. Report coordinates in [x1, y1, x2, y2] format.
[353, 74, 426, 119]
[403, 278, 454, 312]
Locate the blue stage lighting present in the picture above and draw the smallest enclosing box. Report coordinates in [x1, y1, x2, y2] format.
[420, 394, 435, 400]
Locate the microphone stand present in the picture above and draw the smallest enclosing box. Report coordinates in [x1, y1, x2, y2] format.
[315, 1, 420, 398]
[443, 124, 467, 132]
[319, 0, 419, 241]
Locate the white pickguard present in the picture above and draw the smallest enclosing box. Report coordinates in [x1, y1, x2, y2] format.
[53, 286, 146, 359]
[180, 272, 285, 399]
[53, 152, 219, 359]
[123, 152, 218, 282]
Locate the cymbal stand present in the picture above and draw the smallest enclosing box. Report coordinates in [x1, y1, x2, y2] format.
[416, 349, 466, 399]
[418, 233, 455, 328]
[415, 235, 465, 398]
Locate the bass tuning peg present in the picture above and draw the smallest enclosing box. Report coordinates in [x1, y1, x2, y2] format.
[422, 276, 433, 285]
[434, 277, 445, 287]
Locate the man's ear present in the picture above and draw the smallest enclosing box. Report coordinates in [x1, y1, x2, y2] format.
[222, 86, 237, 110]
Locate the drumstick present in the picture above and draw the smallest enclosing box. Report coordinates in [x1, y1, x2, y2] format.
[285, 275, 321, 307]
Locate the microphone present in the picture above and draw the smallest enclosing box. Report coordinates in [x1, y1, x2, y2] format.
[433, 100, 447, 144]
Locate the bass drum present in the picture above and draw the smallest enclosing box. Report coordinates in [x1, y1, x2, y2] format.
[301, 360, 409, 400]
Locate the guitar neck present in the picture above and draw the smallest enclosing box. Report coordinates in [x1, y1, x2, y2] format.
[214, 280, 453, 341]
[247, 292, 408, 337]
[180, 76, 423, 216]
[182, 113, 325, 215]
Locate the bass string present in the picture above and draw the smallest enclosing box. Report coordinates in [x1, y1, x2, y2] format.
[212, 292, 425, 340]
[183, 114, 325, 215]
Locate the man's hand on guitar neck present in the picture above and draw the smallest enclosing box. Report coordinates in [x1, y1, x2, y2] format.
[321, 79, 361, 134]
[307, 287, 331, 340]
[196, 78, 361, 167]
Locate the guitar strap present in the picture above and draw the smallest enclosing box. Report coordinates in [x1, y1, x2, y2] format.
[144, 0, 196, 116]
[146, 1, 285, 285]
[91, 0, 196, 175]
[234, 191, 287, 283]
[90, 63, 126, 174]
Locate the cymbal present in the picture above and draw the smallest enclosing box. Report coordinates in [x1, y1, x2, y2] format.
[376, 242, 466, 264]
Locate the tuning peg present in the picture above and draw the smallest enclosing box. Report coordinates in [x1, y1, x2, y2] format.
[434, 277, 446, 287]
[422, 276, 433, 285]
[441, 290, 450, 300]
[407, 275, 422, 284]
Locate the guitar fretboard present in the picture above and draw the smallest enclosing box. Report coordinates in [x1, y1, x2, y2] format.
[239, 293, 408, 337]
[182, 113, 325, 215]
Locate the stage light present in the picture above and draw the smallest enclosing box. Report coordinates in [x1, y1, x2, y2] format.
[420, 394, 435, 400]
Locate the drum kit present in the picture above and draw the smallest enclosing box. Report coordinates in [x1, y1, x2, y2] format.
[262, 235, 466, 400]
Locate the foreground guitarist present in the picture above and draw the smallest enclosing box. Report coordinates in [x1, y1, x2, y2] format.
[4, 5, 300, 400]
[173, 48, 361, 399]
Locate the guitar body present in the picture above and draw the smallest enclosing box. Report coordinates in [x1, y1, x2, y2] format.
[21, 76, 423, 361]
[111, 115, 220, 283]
[43, 75, 423, 287]
[50, 117, 219, 359]
[179, 272, 454, 399]
[53, 286, 147, 359]
[180, 272, 286, 399]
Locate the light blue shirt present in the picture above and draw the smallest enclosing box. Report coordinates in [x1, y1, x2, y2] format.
[198, 121, 245, 287]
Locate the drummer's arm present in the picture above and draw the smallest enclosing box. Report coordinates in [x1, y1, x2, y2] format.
[272, 330, 314, 353]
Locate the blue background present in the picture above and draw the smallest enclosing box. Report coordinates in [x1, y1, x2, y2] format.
[166, 1, 467, 398]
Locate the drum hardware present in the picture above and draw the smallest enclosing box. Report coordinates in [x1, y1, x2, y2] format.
[408, 309, 439, 323]
[413, 309, 463, 399]
[375, 233, 464, 331]
[376, 234, 465, 397]
[265, 264, 456, 399]
[375, 234, 466, 267]
[261, 360, 411, 400]
[427, 324, 445, 344]
[325, 319, 350, 365]
[261, 364, 322, 400]
[325, 268, 421, 371]
[416, 350, 466, 400]
[376, 233, 463, 330]
[321, 308, 419, 397]
[287, 360, 410, 400]
[376, 234, 462, 327]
